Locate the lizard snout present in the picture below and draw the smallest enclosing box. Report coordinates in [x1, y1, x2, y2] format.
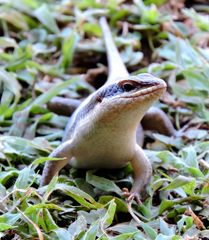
[137, 73, 167, 88]
[128, 73, 167, 89]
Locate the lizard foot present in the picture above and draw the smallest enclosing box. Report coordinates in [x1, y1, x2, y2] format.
[122, 188, 142, 205]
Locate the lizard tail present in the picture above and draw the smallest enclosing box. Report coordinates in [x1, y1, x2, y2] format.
[99, 17, 129, 84]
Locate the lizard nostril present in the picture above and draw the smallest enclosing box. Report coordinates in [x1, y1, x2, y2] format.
[123, 83, 135, 92]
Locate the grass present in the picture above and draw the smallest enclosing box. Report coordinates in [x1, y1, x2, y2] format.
[0, 0, 209, 239]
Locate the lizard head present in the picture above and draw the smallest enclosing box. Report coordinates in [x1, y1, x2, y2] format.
[68, 73, 167, 138]
[83, 73, 167, 129]
[97, 73, 166, 109]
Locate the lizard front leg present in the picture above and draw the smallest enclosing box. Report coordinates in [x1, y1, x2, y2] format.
[41, 140, 73, 186]
[126, 145, 152, 203]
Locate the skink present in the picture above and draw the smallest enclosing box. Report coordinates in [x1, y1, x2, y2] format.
[41, 17, 175, 201]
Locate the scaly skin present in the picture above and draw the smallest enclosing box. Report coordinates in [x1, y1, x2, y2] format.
[41, 17, 175, 201]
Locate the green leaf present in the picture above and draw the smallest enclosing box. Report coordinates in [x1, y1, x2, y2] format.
[68, 216, 87, 237]
[6, 0, 39, 11]
[0, 7, 28, 30]
[32, 43, 57, 56]
[0, 68, 21, 107]
[158, 34, 202, 67]
[159, 218, 176, 235]
[86, 171, 123, 195]
[61, 32, 79, 69]
[159, 199, 175, 214]
[32, 157, 64, 165]
[99, 196, 128, 213]
[25, 203, 63, 215]
[34, 4, 59, 33]
[0, 170, 19, 185]
[0, 213, 21, 225]
[155, 235, 181, 240]
[0, 223, 14, 231]
[24, 112, 53, 139]
[83, 23, 102, 37]
[77, 0, 102, 9]
[144, 0, 167, 6]
[162, 175, 195, 191]
[177, 215, 193, 232]
[153, 178, 169, 192]
[183, 68, 209, 92]
[110, 232, 138, 240]
[183, 8, 209, 31]
[0, 184, 6, 198]
[140, 222, 157, 240]
[187, 167, 204, 178]
[101, 199, 116, 228]
[30, 77, 78, 108]
[9, 77, 78, 136]
[15, 167, 32, 189]
[141, 5, 159, 24]
[0, 136, 49, 159]
[81, 220, 99, 240]
[43, 175, 58, 199]
[53, 228, 73, 240]
[54, 183, 103, 209]
[97, 235, 108, 240]
[0, 37, 18, 48]
[184, 129, 208, 140]
[153, 134, 183, 149]
[201, 183, 209, 195]
[9, 108, 29, 137]
[182, 179, 196, 196]
[17, 69, 35, 85]
[41, 208, 58, 232]
[157, 151, 186, 169]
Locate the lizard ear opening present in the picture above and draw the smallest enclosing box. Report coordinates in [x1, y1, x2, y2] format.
[96, 95, 103, 103]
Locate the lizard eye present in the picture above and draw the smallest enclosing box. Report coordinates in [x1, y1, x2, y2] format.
[122, 83, 136, 92]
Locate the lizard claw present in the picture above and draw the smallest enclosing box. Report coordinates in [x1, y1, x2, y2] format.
[128, 192, 142, 205]
[122, 188, 142, 205]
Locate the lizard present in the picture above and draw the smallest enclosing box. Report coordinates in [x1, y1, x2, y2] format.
[41, 17, 176, 201]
